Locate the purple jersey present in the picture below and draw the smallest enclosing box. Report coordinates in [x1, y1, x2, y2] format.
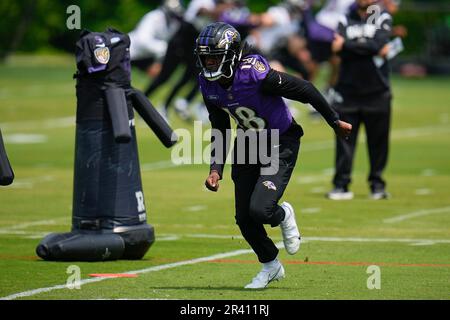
[199, 54, 293, 134]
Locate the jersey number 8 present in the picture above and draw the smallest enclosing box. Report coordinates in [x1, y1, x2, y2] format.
[225, 106, 266, 131]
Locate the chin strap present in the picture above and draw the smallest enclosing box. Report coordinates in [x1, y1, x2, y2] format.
[220, 47, 244, 80]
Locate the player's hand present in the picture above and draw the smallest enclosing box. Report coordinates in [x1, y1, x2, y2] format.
[147, 62, 162, 78]
[332, 34, 345, 53]
[334, 120, 352, 139]
[379, 44, 390, 58]
[392, 25, 408, 38]
[205, 171, 220, 192]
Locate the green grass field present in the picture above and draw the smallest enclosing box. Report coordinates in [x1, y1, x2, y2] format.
[0, 54, 449, 300]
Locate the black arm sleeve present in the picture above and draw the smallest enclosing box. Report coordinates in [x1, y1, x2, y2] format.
[204, 100, 231, 179]
[261, 69, 339, 128]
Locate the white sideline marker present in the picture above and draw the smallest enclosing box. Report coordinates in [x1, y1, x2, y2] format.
[302, 208, 321, 214]
[3, 134, 48, 144]
[0, 117, 75, 131]
[383, 206, 450, 224]
[415, 188, 433, 196]
[183, 205, 207, 212]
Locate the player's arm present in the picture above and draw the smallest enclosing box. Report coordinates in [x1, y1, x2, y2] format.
[134, 13, 168, 60]
[204, 100, 231, 192]
[335, 15, 393, 56]
[260, 69, 351, 138]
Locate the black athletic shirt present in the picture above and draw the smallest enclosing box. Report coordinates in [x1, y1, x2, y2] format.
[206, 68, 340, 177]
[335, 7, 393, 96]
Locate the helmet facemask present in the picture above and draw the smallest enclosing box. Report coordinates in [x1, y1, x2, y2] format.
[197, 45, 241, 81]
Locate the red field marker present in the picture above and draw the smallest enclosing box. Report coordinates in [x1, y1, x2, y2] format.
[89, 273, 138, 278]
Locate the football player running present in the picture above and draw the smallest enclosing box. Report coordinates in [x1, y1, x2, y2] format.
[196, 22, 351, 289]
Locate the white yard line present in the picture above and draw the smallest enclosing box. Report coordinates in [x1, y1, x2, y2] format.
[181, 234, 450, 245]
[183, 205, 207, 212]
[415, 188, 433, 196]
[0, 117, 75, 131]
[0, 246, 274, 300]
[302, 208, 321, 214]
[301, 236, 450, 245]
[3, 134, 48, 144]
[383, 206, 450, 223]
[141, 160, 179, 171]
[6, 175, 55, 189]
[0, 219, 59, 231]
[297, 175, 330, 185]
[0, 218, 69, 237]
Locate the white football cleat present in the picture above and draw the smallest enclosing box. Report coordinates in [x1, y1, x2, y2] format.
[244, 262, 285, 289]
[174, 98, 191, 121]
[326, 188, 354, 200]
[280, 202, 301, 255]
[157, 106, 170, 125]
[370, 189, 390, 200]
[193, 102, 210, 125]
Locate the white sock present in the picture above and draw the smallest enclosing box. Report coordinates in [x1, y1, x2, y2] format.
[263, 258, 280, 271]
[282, 205, 291, 222]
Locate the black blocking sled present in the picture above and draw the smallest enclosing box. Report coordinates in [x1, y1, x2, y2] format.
[36, 28, 178, 261]
[0, 129, 14, 186]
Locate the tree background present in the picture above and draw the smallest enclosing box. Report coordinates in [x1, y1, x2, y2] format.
[0, 0, 449, 62]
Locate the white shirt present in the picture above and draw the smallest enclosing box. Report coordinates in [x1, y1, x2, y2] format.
[246, 5, 299, 55]
[316, 0, 355, 31]
[128, 9, 180, 61]
[184, 0, 215, 31]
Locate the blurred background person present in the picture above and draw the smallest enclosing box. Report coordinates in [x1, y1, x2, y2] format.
[246, 0, 311, 78]
[326, 0, 394, 200]
[302, 0, 355, 104]
[129, 0, 185, 78]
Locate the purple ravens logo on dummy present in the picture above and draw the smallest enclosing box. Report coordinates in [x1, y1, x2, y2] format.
[263, 181, 277, 191]
[94, 47, 110, 64]
[93, 35, 110, 64]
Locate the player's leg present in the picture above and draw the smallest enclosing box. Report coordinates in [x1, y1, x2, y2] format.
[363, 94, 392, 199]
[232, 163, 285, 289]
[163, 67, 196, 120]
[185, 81, 199, 104]
[175, 81, 204, 123]
[327, 54, 341, 89]
[238, 136, 301, 289]
[163, 21, 199, 117]
[248, 139, 300, 225]
[328, 110, 361, 199]
[232, 164, 279, 264]
[130, 57, 155, 74]
[143, 28, 184, 97]
[248, 138, 301, 254]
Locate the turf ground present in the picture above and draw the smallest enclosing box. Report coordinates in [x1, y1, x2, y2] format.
[0, 55, 449, 300]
